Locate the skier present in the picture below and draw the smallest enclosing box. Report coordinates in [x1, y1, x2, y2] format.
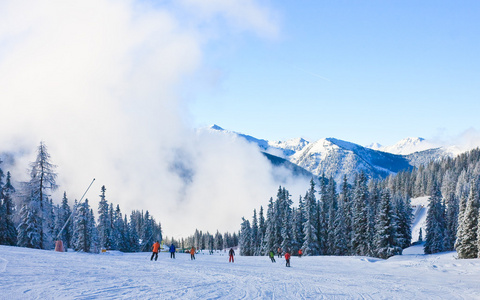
[169, 243, 176, 259]
[151, 240, 160, 261]
[190, 246, 196, 260]
[277, 247, 282, 258]
[229, 248, 235, 263]
[285, 251, 291, 267]
[298, 249, 303, 257]
[269, 250, 276, 263]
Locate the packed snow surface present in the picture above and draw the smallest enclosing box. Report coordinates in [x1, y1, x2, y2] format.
[1, 245, 480, 299]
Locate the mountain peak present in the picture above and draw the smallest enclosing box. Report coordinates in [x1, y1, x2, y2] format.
[210, 124, 224, 131]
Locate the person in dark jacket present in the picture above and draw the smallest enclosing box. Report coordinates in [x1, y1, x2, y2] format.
[269, 250, 276, 263]
[151, 241, 160, 261]
[277, 247, 282, 258]
[169, 243, 176, 259]
[229, 248, 235, 263]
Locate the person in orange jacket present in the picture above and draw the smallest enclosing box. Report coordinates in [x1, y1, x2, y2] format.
[151, 241, 160, 261]
[285, 251, 291, 267]
[298, 249, 303, 257]
[190, 246, 196, 260]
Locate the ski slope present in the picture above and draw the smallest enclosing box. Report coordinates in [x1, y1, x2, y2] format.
[1, 245, 479, 299]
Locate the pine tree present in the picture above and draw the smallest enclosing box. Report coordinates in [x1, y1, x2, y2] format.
[16, 202, 42, 248]
[333, 194, 348, 256]
[326, 176, 338, 255]
[258, 206, 266, 255]
[302, 180, 319, 256]
[340, 175, 353, 254]
[317, 175, 328, 254]
[456, 182, 479, 258]
[280, 190, 293, 254]
[0, 172, 17, 245]
[97, 185, 112, 250]
[352, 172, 371, 256]
[22, 142, 58, 249]
[424, 182, 446, 254]
[251, 209, 260, 255]
[262, 198, 276, 254]
[73, 199, 92, 252]
[394, 194, 412, 249]
[58, 192, 73, 249]
[239, 217, 252, 256]
[442, 170, 459, 251]
[373, 190, 402, 259]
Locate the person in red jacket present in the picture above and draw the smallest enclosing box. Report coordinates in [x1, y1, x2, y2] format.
[285, 251, 291, 267]
[151, 241, 160, 261]
[190, 246, 196, 260]
[298, 249, 303, 258]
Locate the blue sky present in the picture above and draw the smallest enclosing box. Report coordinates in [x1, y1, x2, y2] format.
[189, 1, 480, 146]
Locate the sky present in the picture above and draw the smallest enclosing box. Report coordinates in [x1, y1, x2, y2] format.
[1, 0, 479, 238]
[190, 1, 480, 146]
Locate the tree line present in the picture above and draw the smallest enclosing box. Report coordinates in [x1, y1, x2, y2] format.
[164, 229, 239, 252]
[239, 148, 480, 259]
[0, 142, 162, 252]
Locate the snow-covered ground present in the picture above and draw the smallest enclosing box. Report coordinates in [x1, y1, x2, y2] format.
[1, 245, 480, 299]
[410, 196, 429, 243]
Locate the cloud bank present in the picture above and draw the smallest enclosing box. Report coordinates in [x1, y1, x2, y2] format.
[0, 0, 306, 238]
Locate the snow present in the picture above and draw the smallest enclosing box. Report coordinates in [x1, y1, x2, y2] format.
[410, 196, 430, 243]
[1, 244, 480, 299]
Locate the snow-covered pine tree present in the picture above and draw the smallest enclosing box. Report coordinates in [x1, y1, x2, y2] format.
[140, 210, 155, 251]
[251, 209, 260, 255]
[394, 194, 412, 249]
[352, 172, 371, 256]
[73, 199, 90, 252]
[214, 230, 223, 250]
[302, 180, 319, 256]
[58, 192, 73, 250]
[424, 182, 446, 254]
[273, 187, 284, 251]
[258, 206, 266, 255]
[16, 201, 42, 248]
[456, 181, 479, 259]
[317, 175, 328, 254]
[280, 189, 293, 254]
[128, 211, 140, 252]
[22, 142, 58, 249]
[0, 171, 17, 245]
[97, 185, 112, 250]
[326, 176, 338, 255]
[340, 175, 353, 254]
[373, 189, 402, 259]
[88, 206, 99, 253]
[262, 197, 276, 254]
[333, 193, 348, 256]
[239, 217, 252, 256]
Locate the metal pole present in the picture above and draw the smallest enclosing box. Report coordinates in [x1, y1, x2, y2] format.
[56, 178, 96, 240]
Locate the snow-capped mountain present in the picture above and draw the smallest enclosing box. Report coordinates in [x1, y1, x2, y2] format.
[290, 138, 412, 184]
[367, 137, 438, 155]
[206, 125, 415, 183]
[205, 125, 480, 184]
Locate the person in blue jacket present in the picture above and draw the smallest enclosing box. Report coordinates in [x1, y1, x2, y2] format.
[169, 243, 176, 259]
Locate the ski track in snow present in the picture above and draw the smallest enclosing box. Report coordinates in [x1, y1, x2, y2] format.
[1, 245, 480, 299]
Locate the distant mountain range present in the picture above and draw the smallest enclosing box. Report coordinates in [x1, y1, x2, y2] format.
[207, 125, 474, 184]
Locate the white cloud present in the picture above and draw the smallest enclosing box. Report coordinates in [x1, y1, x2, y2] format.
[0, 0, 287, 237]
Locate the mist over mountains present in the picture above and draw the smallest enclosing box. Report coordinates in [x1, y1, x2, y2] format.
[207, 125, 477, 184]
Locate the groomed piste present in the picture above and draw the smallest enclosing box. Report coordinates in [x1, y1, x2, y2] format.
[1, 243, 479, 299]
